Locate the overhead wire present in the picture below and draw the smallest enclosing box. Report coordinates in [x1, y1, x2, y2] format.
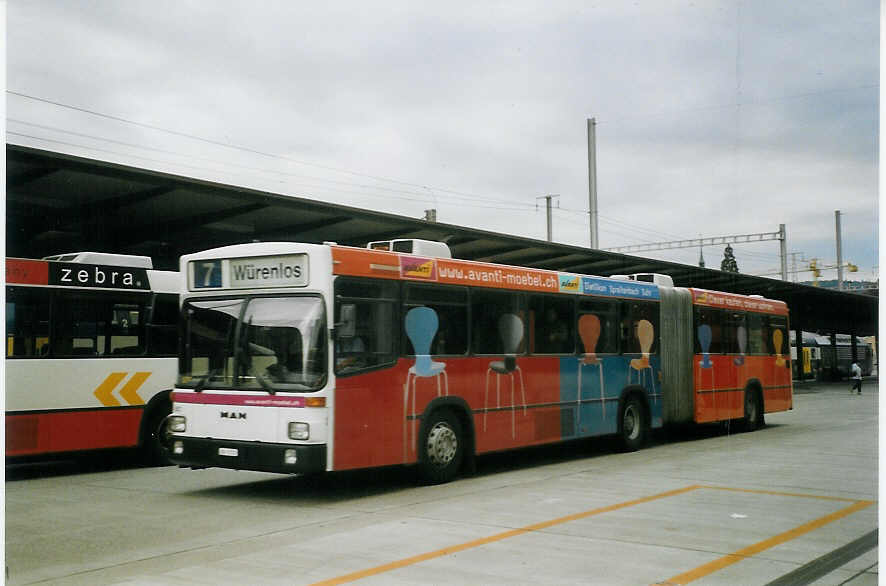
[7, 130, 538, 214]
[9, 88, 854, 261]
[595, 84, 879, 128]
[7, 118, 538, 212]
[7, 90, 540, 212]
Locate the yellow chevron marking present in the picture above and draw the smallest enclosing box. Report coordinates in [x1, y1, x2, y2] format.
[94, 372, 127, 407]
[119, 372, 151, 405]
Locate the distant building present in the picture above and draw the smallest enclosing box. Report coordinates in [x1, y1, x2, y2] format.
[799, 279, 878, 294]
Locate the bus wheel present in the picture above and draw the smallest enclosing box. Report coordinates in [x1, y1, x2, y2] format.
[143, 404, 172, 466]
[743, 390, 764, 432]
[618, 395, 647, 452]
[418, 410, 463, 484]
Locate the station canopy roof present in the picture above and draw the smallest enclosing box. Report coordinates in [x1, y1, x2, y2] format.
[6, 144, 878, 337]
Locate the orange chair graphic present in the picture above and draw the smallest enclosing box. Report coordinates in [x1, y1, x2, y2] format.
[773, 329, 786, 367]
[628, 319, 656, 399]
[577, 314, 605, 423]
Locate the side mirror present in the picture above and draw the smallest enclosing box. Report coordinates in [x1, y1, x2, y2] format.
[335, 304, 356, 339]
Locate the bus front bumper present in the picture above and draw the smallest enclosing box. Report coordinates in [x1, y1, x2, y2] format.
[167, 436, 327, 474]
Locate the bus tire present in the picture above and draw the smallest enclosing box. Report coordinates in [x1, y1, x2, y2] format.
[618, 394, 647, 452]
[743, 388, 765, 432]
[417, 409, 463, 484]
[142, 399, 172, 466]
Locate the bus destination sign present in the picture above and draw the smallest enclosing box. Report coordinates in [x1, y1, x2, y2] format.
[230, 255, 308, 289]
[191, 255, 309, 290]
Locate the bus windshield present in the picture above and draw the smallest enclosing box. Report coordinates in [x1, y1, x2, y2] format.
[178, 296, 327, 392]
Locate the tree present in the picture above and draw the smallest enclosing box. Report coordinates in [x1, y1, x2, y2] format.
[721, 245, 739, 273]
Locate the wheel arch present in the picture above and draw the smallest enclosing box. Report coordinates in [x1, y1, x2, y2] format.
[616, 385, 651, 451]
[617, 385, 651, 430]
[138, 389, 173, 447]
[744, 378, 765, 409]
[418, 396, 476, 474]
[742, 378, 766, 430]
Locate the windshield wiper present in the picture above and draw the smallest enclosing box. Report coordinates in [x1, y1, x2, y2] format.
[254, 373, 276, 395]
[192, 368, 221, 393]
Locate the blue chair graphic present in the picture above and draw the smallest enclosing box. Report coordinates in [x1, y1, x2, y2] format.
[734, 325, 747, 366]
[698, 324, 713, 369]
[403, 307, 448, 457]
[697, 323, 715, 414]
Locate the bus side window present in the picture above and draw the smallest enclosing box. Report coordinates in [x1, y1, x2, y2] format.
[50, 291, 148, 357]
[621, 301, 659, 355]
[6, 286, 51, 357]
[722, 311, 747, 355]
[694, 307, 723, 354]
[528, 295, 574, 355]
[403, 284, 468, 356]
[747, 313, 767, 355]
[334, 278, 399, 375]
[577, 299, 618, 355]
[470, 289, 523, 355]
[110, 302, 146, 355]
[147, 293, 179, 356]
[52, 292, 100, 356]
[768, 315, 788, 356]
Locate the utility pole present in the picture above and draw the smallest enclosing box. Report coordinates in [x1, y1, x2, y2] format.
[537, 195, 559, 242]
[835, 210, 844, 291]
[779, 223, 788, 281]
[789, 252, 805, 283]
[587, 118, 599, 249]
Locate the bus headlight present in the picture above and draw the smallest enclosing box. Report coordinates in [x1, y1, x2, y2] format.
[288, 422, 310, 440]
[168, 415, 187, 433]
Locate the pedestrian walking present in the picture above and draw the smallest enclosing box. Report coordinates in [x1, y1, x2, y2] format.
[850, 361, 862, 394]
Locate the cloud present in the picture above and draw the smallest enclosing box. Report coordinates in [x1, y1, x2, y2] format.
[6, 0, 879, 281]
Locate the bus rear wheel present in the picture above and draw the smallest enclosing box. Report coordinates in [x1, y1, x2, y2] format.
[618, 395, 647, 452]
[743, 389, 764, 432]
[418, 410, 463, 484]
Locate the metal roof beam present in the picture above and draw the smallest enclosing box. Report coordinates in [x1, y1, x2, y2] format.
[256, 216, 356, 241]
[88, 203, 269, 249]
[7, 165, 58, 188]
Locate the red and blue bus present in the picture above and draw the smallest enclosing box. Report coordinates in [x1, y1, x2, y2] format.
[6, 253, 179, 462]
[167, 239, 792, 483]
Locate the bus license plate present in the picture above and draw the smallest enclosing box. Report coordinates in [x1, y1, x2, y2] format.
[218, 447, 238, 457]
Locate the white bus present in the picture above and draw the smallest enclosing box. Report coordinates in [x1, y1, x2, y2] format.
[6, 252, 179, 462]
[166, 240, 791, 483]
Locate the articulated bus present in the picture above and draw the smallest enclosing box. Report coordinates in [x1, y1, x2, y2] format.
[6, 253, 179, 462]
[167, 239, 792, 483]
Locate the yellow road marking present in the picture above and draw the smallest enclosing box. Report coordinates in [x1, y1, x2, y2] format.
[310, 484, 874, 586]
[118, 372, 150, 405]
[310, 485, 700, 586]
[699, 484, 863, 502]
[663, 498, 874, 585]
[93, 372, 127, 407]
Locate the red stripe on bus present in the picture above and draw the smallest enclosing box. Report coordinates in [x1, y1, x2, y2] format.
[6, 258, 49, 285]
[6, 409, 143, 456]
[173, 391, 306, 408]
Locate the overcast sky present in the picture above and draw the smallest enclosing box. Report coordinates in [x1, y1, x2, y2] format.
[6, 1, 880, 284]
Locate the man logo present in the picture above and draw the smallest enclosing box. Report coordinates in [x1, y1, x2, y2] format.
[220, 411, 247, 420]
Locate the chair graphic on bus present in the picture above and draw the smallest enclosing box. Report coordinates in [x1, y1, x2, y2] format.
[628, 319, 656, 401]
[484, 313, 526, 438]
[403, 307, 448, 456]
[577, 313, 606, 424]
